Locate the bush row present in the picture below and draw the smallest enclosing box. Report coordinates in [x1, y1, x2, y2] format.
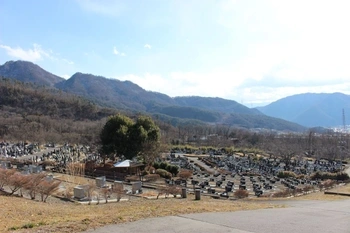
[153, 162, 179, 176]
[310, 171, 349, 181]
[155, 169, 172, 179]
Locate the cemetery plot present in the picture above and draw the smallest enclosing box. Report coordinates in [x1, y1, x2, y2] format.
[1, 142, 348, 204]
[166, 152, 348, 198]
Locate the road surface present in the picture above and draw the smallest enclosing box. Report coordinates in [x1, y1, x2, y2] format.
[85, 199, 350, 233]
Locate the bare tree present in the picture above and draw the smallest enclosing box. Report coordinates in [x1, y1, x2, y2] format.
[111, 182, 124, 202]
[156, 185, 181, 199]
[22, 173, 46, 199]
[37, 179, 61, 202]
[7, 172, 28, 196]
[177, 169, 192, 180]
[0, 168, 16, 189]
[101, 186, 111, 203]
[86, 180, 97, 205]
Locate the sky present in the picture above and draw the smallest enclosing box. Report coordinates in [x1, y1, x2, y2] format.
[1, 0, 350, 107]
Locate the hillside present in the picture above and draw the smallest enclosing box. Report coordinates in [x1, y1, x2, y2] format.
[0, 60, 64, 87]
[257, 93, 350, 127]
[0, 60, 306, 132]
[0, 78, 118, 143]
[0, 78, 116, 121]
[173, 96, 262, 115]
[55, 72, 176, 110]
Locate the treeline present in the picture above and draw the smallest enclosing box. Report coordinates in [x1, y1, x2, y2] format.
[0, 77, 117, 120]
[0, 78, 118, 144]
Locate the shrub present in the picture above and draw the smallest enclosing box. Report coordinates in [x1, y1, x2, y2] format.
[152, 162, 179, 176]
[156, 169, 172, 179]
[272, 189, 292, 198]
[320, 179, 337, 190]
[167, 165, 179, 176]
[22, 223, 34, 229]
[144, 165, 156, 173]
[302, 185, 314, 193]
[336, 172, 350, 181]
[277, 171, 297, 178]
[310, 171, 350, 181]
[153, 162, 159, 169]
[159, 162, 168, 170]
[125, 175, 139, 181]
[141, 170, 149, 176]
[143, 174, 160, 182]
[177, 169, 193, 180]
[233, 189, 249, 199]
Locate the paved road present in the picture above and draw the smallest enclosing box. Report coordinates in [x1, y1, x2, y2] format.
[85, 199, 350, 233]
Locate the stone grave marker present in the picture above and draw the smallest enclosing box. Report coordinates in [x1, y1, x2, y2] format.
[132, 181, 142, 194]
[74, 185, 89, 199]
[96, 176, 106, 188]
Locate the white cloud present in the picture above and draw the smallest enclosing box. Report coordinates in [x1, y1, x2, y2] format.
[116, 70, 241, 99]
[61, 74, 70, 79]
[113, 47, 119, 55]
[62, 59, 74, 65]
[89, 0, 350, 105]
[0, 44, 51, 62]
[0, 44, 75, 68]
[144, 44, 151, 49]
[113, 46, 126, 56]
[115, 61, 350, 106]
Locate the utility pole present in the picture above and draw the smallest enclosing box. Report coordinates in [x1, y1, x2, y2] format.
[342, 109, 346, 131]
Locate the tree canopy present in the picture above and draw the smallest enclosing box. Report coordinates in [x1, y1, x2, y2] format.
[100, 114, 160, 163]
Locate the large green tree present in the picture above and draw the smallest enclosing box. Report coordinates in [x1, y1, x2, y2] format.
[129, 115, 161, 165]
[100, 114, 133, 160]
[100, 114, 160, 163]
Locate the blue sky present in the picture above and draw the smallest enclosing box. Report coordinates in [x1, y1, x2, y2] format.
[1, 0, 350, 107]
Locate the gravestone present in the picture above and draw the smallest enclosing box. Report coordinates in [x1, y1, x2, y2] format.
[21, 170, 30, 175]
[29, 165, 38, 173]
[195, 189, 201, 200]
[182, 187, 187, 198]
[96, 176, 106, 188]
[74, 185, 89, 199]
[132, 181, 142, 194]
[1, 161, 11, 169]
[46, 174, 54, 181]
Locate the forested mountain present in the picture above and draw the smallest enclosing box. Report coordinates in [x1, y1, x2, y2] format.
[0, 78, 118, 143]
[257, 93, 350, 127]
[0, 78, 116, 121]
[55, 72, 175, 110]
[173, 96, 262, 115]
[0, 60, 64, 87]
[0, 60, 306, 132]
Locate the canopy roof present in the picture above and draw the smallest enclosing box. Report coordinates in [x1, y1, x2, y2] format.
[113, 160, 132, 167]
[113, 160, 144, 168]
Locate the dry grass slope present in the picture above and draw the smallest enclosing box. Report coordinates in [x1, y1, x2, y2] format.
[1, 193, 281, 233]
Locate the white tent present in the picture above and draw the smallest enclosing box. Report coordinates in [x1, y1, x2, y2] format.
[113, 160, 132, 167]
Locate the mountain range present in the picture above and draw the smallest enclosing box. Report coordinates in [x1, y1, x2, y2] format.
[1, 60, 346, 130]
[257, 93, 350, 128]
